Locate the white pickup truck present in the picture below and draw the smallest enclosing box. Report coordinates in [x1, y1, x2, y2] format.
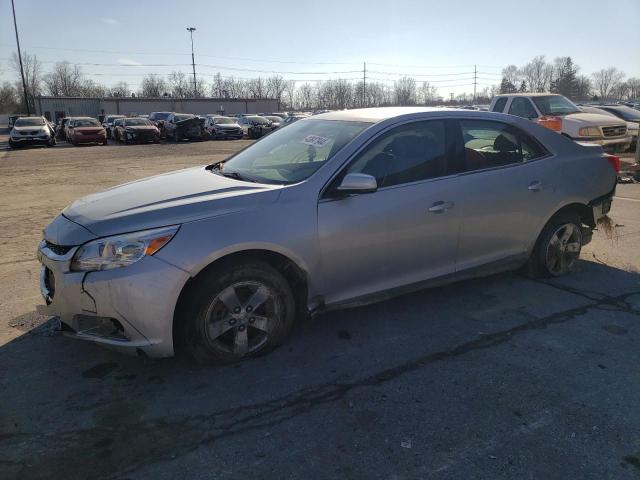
[490, 93, 631, 153]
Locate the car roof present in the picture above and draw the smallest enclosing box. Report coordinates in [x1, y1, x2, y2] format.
[493, 93, 562, 98]
[312, 107, 465, 122]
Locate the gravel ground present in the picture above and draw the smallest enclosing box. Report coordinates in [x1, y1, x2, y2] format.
[0, 135, 639, 480]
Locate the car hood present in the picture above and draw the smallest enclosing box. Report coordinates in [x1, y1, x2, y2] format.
[563, 112, 626, 127]
[74, 127, 104, 133]
[12, 125, 45, 132]
[63, 166, 283, 237]
[125, 126, 158, 131]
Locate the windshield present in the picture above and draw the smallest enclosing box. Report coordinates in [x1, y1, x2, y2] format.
[213, 117, 235, 124]
[125, 118, 152, 126]
[14, 117, 45, 127]
[603, 107, 640, 122]
[532, 95, 580, 116]
[174, 114, 194, 121]
[265, 116, 281, 122]
[220, 119, 369, 184]
[75, 119, 101, 127]
[151, 112, 171, 120]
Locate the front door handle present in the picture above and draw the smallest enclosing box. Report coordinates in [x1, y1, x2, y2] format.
[528, 181, 543, 192]
[428, 201, 454, 213]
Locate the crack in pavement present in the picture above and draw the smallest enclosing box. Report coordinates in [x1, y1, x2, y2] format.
[2, 288, 639, 480]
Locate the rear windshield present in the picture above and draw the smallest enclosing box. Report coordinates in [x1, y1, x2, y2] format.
[213, 117, 234, 124]
[174, 115, 194, 121]
[246, 116, 271, 125]
[265, 116, 282, 122]
[75, 119, 101, 127]
[124, 118, 152, 126]
[532, 95, 580, 116]
[151, 112, 171, 120]
[14, 117, 45, 127]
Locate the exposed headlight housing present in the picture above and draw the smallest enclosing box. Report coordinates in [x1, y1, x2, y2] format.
[70, 225, 179, 272]
[578, 127, 601, 137]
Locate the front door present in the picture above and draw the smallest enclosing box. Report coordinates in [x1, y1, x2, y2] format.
[317, 119, 461, 305]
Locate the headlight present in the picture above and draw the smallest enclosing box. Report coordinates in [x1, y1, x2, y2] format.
[70, 225, 179, 272]
[578, 127, 601, 137]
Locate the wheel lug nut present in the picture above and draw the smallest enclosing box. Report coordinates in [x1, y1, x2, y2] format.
[233, 307, 241, 314]
[249, 317, 255, 324]
[238, 325, 245, 331]
[229, 318, 236, 325]
[246, 306, 253, 313]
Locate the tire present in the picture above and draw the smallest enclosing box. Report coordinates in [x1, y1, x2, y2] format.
[180, 260, 296, 365]
[8, 140, 16, 149]
[102, 139, 108, 145]
[175, 131, 182, 142]
[524, 213, 583, 278]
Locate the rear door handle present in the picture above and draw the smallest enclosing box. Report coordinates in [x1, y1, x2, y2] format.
[428, 201, 454, 213]
[528, 181, 543, 192]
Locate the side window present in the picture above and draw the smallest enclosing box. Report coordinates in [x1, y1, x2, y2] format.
[491, 97, 508, 112]
[508, 98, 538, 119]
[460, 120, 546, 172]
[346, 121, 447, 188]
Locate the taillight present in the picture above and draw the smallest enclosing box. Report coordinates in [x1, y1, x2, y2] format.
[535, 115, 562, 132]
[603, 153, 620, 172]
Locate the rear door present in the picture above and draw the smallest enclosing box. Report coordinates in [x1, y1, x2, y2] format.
[452, 119, 560, 271]
[317, 119, 461, 305]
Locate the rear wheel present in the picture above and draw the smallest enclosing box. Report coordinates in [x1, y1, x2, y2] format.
[180, 260, 296, 364]
[525, 213, 583, 278]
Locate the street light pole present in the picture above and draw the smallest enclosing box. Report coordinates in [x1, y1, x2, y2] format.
[11, 0, 30, 114]
[186, 27, 197, 97]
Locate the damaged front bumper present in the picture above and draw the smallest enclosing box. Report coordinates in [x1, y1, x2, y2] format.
[36, 240, 189, 357]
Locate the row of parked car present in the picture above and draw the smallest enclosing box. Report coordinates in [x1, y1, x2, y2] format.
[6, 111, 314, 148]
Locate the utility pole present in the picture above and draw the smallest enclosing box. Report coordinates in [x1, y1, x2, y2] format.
[363, 62, 367, 107]
[473, 64, 477, 103]
[11, 0, 30, 114]
[186, 27, 197, 97]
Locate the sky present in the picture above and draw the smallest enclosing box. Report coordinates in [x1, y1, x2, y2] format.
[1, 0, 639, 98]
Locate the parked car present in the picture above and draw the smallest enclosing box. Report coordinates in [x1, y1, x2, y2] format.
[54, 117, 70, 140]
[164, 113, 206, 141]
[37, 107, 617, 362]
[8, 116, 56, 148]
[113, 117, 160, 144]
[66, 117, 107, 146]
[281, 114, 309, 127]
[204, 115, 244, 139]
[490, 93, 631, 152]
[111, 118, 125, 141]
[580, 105, 639, 149]
[264, 115, 283, 129]
[237, 115, 274, 138]
[102, 115, 125, 139]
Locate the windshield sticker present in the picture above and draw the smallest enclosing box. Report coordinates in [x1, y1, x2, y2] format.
[301, 135, 330, 147]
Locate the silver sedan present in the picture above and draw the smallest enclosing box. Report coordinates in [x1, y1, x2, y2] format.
[37, 108, 617, 363]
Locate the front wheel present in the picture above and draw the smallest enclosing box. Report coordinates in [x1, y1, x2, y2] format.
[180, 261, 296, 364]
[525, 213, 583, 278]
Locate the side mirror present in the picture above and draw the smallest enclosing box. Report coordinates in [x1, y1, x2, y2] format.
[336, 173, 378, 195]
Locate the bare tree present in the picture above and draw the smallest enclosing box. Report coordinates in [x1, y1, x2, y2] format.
[168, 71, 190, 98]
[266, 75, 287, 104]
[10, 51, 42, 110]
[211, 73, 225, 98]
[592, 67, 625, 100]
[501, 65, 520, 87]
[108, 82, 130, 97]
[248, 77, 267, 99]
[575, 75, 592, 100]
[0, 82, 20, 113]
[296, 83, 316, 110]
[521, 55, 553, 92]
[394, 76, 417, 105]
[419, 81, 438, 105]
[141, 75, 167, 97]
[283, 79, 296, 109]
[626, 77, 640, 101]
[43, 62, 86, 96]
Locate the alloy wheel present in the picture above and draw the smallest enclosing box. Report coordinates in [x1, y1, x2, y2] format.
[204, 280, 279, 357]
[544, 223, 582, 276]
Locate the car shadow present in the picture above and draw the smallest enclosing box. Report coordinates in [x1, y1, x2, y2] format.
[1, 260, 639, 480]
